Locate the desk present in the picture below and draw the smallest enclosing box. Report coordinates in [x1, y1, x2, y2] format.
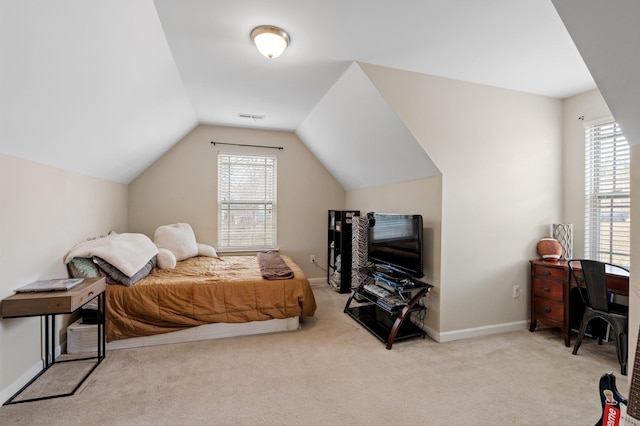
[529, 260, 629, 347]
[0, 278, 106, 405]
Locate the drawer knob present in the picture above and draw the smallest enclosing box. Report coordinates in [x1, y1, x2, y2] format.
[542, 306, 552, 313]
[541, 286, 550, 293]
[543, 270, 551, 276]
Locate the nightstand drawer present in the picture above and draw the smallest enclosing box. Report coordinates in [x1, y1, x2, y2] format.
[532, 264, 565, 281]
[532, 278, 563, 301]
[533, 298, 564, 322]
[70, 279, 106, 311]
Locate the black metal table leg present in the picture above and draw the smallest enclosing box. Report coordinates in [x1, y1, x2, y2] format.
[3, 292, 106, 405]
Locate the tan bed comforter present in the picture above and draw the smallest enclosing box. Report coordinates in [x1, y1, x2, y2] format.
[105, 255, 316, 342]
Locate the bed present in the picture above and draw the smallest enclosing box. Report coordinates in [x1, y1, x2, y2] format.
[105, 254, 316, 343]
[63, 227, 316, 351]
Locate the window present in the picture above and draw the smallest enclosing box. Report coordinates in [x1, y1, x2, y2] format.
[584, 120, 630, 266]
[218, 153, 277, 251]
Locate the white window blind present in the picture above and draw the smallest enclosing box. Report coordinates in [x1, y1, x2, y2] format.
[584, 121, 630, 266]
[218, 153, 277, 251]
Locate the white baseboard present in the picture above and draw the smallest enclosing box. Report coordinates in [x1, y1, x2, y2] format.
[435, 320, 528, 343]
[0, 360, 43, 404]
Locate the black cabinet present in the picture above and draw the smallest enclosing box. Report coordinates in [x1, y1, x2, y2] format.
[327, 210, 359, 293]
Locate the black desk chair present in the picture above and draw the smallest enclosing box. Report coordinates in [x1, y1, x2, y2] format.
[568, 259, 629, 375]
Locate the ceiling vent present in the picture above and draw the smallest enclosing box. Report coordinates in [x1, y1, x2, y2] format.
[238, 113, 265, 121]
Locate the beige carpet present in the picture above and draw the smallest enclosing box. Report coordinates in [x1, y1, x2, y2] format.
[0, 284, 629, 425]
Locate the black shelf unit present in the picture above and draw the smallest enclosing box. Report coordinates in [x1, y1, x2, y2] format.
[327, 210, 360, 293]
[344, 273, 432, 349]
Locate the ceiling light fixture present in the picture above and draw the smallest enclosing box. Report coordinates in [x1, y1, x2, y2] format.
[250, 25, 290, 59]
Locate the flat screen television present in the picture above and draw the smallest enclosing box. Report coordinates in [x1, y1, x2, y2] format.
[367, 212, 424, 279]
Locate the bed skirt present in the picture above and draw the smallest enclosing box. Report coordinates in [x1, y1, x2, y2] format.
[67, 316, 300, 353]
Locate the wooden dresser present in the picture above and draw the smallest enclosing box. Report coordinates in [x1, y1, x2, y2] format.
[529, 260, 571, 346]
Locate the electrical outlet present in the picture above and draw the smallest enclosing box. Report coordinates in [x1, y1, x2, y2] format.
[512, 285, 520, 298]
[310, 254, 316, 264]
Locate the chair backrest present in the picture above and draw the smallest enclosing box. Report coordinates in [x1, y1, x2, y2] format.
[568, 259, 629, 313]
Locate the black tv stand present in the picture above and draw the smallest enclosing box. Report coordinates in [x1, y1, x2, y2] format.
[344, 269, 433, 349]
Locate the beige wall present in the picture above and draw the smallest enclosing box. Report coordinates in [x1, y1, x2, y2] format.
[0, 153, 127, 399]
[346, 176, 442, 332]
[360, 63, 564, 338]
[128, 125, 345, 278]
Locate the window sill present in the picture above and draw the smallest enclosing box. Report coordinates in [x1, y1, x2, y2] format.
[218, 248, 279, 256]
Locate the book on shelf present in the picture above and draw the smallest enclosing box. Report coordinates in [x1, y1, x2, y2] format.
[15, 278, 84, 293]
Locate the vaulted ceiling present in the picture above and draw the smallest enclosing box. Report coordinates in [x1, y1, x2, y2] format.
[154, 0, 592, 130]
[1, 1, 638, 186]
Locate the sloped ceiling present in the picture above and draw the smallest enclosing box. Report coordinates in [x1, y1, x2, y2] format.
[297, 63, 440, 191]
[552, 0, 640, 146]
[1, 1, 598, 185]
[0, 1, 197, 183]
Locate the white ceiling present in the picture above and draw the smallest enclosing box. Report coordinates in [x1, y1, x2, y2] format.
[0, 0, 608, 185]
[0, 1, 197, 183]
[154, 0, 594, 131]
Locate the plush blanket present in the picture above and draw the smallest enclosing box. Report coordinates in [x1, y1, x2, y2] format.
[63, 233, 158, 278]
[257, 251, 294, 280]
[105, 255, 316, 342]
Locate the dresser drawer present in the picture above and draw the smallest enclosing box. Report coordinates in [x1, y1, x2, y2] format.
[532, 278, 564, 301]
[533, 298, 564, 322]
[532, 264, 565, 281]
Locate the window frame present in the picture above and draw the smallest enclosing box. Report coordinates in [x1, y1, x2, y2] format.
[217, 153, 277, 252]
[584, 118, 630, 267]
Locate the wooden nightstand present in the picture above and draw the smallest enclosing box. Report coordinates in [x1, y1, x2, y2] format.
[1, 277, 106, 405]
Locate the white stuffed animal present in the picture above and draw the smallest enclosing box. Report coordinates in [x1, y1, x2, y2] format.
[154, 223, 219, 269]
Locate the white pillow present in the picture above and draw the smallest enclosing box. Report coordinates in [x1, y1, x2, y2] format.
[154, 223, 198, 261]
[197, 243, 220, 258]
[157, 248, 177, 269]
